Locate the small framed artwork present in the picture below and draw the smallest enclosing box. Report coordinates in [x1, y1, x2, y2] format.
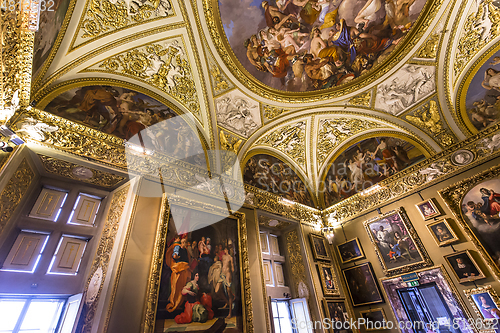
[317, 263, 340, 296]
[359, 308, 388, 331]
[426, 218, 459, 246]
[415, 198, 441, 220]
[464, 285, 500, 321]
[444, 250, 486, 283]
[322, 299, 353, 333]
[309, 233, 331, 261]
[342, 263, 384, 306]
[337, 238, 364, 264]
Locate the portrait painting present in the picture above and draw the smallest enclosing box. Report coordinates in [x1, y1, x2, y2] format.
[317, 263, 340, 296]
[243, 154, 314, 206]
[337, 238, 364, 264]
[322, 299, 353, 333]
[364, 208, 432, 275]
[444, 250, 486, 283]
[32, 0, 71, 77]
[323, 137, 426, 207]
[465, 50, 500, 131]
[465, 286, 500, 321]
[415, 198, 441, 220]
[154, 207, 250, 332]
[218, 0, 428, 92]
[342, 263, 383, 306]
[309, 233, 331, 261]
[441, 173, 500, 278]
[359, 308, 388, 331]
[43, 86, 207, 165]
[426, 218, 459, 246]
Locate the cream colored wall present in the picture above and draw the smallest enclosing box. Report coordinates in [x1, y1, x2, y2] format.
[331, 156, 500, 332]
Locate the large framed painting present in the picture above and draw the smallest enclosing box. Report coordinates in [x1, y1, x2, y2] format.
[342, 263, 384, 307]
[317, 263, 340, 297]
[337, 238, 364, 264]
[322, 299, 354, 333]
[444, 250, 486, 283]
[364, 208, 432, 276]
[309, 233, 331, 261]
[439, 164, 500, 280]
[464, 285, 500, 322]
[143, 195, 253, 333]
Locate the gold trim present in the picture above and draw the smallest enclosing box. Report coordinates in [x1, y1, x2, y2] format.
[425, 218, 459, 247]
[317, 262, 340, 297]
[336, 238, 365, 264]
[415, 197, 442, 220]
[443, 249, 487, 283]
[358, 308, 388, 331]
[464, 285, 500, 323]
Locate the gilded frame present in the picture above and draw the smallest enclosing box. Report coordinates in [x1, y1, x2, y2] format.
[342, 262, 384, 307]
[415, 198, 442, 220]
[426, 218, 459, 247]
[358, 308, 388, 331]
[309, 233, 331, 261]
[140, 194, 254, 333]
[364, 208, 433, 276]
[337, 238, 365, 264]
[444, 250, 486, 283]
[464, 285, 500, 323]
[322, 298, 356, 333]
[317, 263, 340, 297]
[439, 164, 500, 281]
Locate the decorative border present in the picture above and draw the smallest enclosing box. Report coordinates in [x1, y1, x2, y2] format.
[363, 207, 433, 276]
[439, 163, 500, 281]
[425, 218, 459, 247]
[140, 193, 254, 333]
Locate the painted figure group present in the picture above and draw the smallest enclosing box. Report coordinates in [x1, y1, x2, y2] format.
[245, 0, 415, 91]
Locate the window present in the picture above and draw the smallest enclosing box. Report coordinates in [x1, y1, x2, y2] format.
[29, 188, 68, 222]
[0, 296, 66, 333]
[67, 193, 102, 226]
[271, 298, 312, 333]
[272, 299, 293, 333]
[261, 231, 287, 290]
[47, 236, 88, 275]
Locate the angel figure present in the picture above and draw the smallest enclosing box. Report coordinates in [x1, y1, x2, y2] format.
[15, 116, 59, 142]
[405, 100, 443, 134]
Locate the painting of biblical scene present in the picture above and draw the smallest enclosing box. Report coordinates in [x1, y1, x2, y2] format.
[323, 136, 426, 207]
[156, 213, 245, 332]
[33, 0, 71, 76]
[219, 0, 428, 92]
[342, 263, 383, 306]
[461, 178, 500, 270]
[364, 208, 431, 275]
[44, 86, 206, 164]
[337, 238, 364, 263]
[322, 299, 353, 333]
[310, 233, 331, 261]
[466, 50, 500, 131]
[243, 154, 314, 206]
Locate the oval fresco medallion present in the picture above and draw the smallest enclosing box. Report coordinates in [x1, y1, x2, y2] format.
[244, 154, 314, 206]
[218, 0, 429, 93]
[465, 49, 500, 132]
[323, 136, 425, 207]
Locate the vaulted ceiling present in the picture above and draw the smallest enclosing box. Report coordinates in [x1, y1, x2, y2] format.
[29, 0, 500, 208]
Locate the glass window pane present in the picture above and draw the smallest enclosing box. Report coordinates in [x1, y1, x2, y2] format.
[277, 301, 290, 318]
[278, 318, 293, 333]
[273, 318, 281, 333]
[19, 299, 64, 333]
[271, 301, 278, 318]
[0, 300, 25, 331]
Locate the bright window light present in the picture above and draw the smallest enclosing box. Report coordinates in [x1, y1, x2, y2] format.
[0, 299, 25, 331]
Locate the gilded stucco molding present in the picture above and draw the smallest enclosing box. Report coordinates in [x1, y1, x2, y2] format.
[324, 122, 500, 223]
[208, 60, 233, 97]
[37, 154, 126, 188]
[201, 0, 444, 103]
[83, 35, 201, 116]
[262, 104, 291, 122]
[0, 159, 35, 237]
[69, 0, 174, 51]
[414, 33, 441, 59]
[348, 91, 372, 107]
[76, 184, 130, 333]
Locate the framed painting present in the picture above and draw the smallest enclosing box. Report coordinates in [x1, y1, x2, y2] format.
[415, 198, 441, 220]
[322, 299, 354, 333]
[359, 308, 388, 331]
[444, 250, 486, 283]
[364, 207, 432, 276]
[142, 195, 253, 333]
[317, 263, 340, 297]
[464, 285, 500, 322]
[337, 238, 365, 264]
[342, 263, 384, 307]
[309, 233, 331, 261]
[440, 164, 500, 280]
[426, 218, 459, 246]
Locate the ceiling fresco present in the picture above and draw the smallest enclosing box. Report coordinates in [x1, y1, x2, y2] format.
[219, 0, 428, 92]
[465, 50, 500, 132]
[322, 136, 426, 207]
[243, 153, 314, 206]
